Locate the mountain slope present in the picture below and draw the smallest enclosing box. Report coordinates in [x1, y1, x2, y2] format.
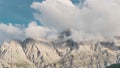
[0, 40, 36, 68]
[22, 38, 60, 68]
[0, 37, 120, 68]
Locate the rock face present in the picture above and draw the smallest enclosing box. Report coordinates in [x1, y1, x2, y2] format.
[22, 38, 60, 68]
[0, 40, 36, 68]
[0, 38, 120, 68]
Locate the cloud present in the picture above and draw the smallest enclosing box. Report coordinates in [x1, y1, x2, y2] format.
[25, 21, 52, 39]
[31, 0, 79, 31]
[0, 23, 25, 44]
[24, 21, 58, 41]
[1, 0, 120, 44]
[0, 22, 58, 44]
[31, 0, 120, 39]
[69, 29, 104, 42]
[0, 23, 23, 35]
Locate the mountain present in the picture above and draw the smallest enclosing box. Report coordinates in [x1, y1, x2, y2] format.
[0, 40, 36, 68]
[0, 36, 120, 68]
[22, 38, 60, 68]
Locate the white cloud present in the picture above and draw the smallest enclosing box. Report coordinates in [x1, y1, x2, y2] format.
[0, 23, 22, 35]
[31, 0, 80, 31]
[25, 21, 58, 41]
[1, 0, 120, 44]
[25, 21, 51, 39]
[0, 22, 58, 44]
[70, 29, 104, 42]
[31, 0, 120, 39]
[0, 23, 25, 44]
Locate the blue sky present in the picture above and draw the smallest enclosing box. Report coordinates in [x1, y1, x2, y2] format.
[0, 0, 120, 44]
[0, 0, 84, 29]
[0, 0, 43, 25]
[0, 0, 81, 26]
[0, 0, 85, 43]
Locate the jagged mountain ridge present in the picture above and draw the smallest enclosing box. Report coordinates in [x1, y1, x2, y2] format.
[0, 36, 120, 68]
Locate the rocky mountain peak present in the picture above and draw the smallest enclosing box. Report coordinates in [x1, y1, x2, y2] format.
[0, 37, 119, 68]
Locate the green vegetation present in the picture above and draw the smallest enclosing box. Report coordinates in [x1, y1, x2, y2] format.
[106, 63, 120, 68]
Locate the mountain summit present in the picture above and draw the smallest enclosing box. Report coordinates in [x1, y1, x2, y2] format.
[0, 37, 120, 68]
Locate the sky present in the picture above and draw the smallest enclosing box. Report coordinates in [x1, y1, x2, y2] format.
[1, 0, 120, 44]
[0, 0, 80, 25]
[0, 0, 44, 44]
[0, 0, 83, 25]
[0, 0, 43, 25]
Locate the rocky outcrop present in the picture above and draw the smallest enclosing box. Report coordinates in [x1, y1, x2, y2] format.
[0, 40, 36, 68]
[0, 38, 120, 68]
[22, 38, 60, 68]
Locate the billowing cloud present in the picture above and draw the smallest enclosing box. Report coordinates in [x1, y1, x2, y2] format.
[25, 21, 58, 41]
[70, 29, 104, 42]
[0, 23, 25, 44]
[0, 22, 58, 44]
[1, 0, 120, 44]
[31, 0, 120, 39]
[25, 21, 51, 40]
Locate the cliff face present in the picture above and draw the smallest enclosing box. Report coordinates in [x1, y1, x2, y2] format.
[0, 38, 120, 68]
